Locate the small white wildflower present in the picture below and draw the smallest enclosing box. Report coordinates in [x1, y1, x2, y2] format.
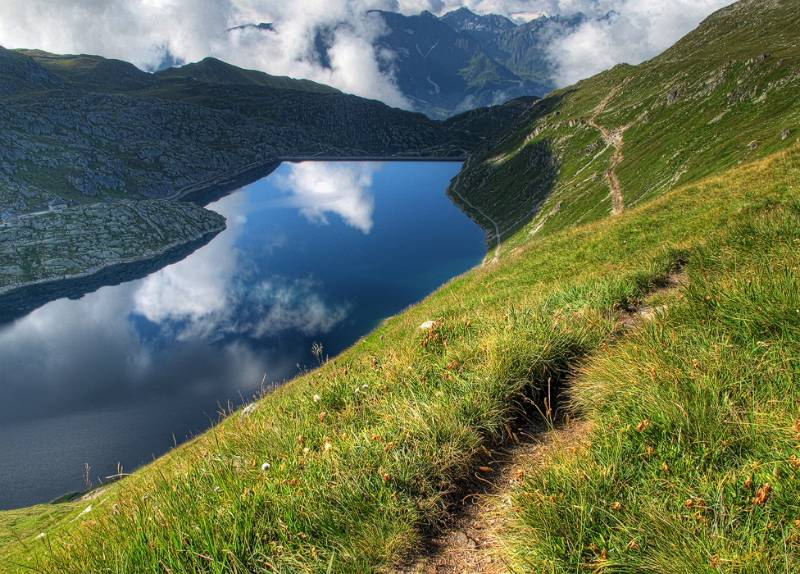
[261, 462, 271, 471]
[36, 532, 46, 540]
[313, 394, 321, 403]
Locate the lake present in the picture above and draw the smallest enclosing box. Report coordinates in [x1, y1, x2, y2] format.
[0, 161, 485, 509]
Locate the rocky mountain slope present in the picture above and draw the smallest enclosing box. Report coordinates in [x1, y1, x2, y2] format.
[370, 10, 548, 119]
[228, 7, 579, 119]
[440, 8, 585, 92]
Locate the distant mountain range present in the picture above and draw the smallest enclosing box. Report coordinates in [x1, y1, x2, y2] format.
[225, 7, 587, 119]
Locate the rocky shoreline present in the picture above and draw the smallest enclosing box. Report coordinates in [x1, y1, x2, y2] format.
[0, 199, 225, 321]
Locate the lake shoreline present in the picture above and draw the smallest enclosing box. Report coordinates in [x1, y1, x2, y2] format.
[0, 156, 480, 326]
[0, 226, 224, 325]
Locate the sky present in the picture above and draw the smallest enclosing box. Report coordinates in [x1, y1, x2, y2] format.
[0, 0, 733, 107]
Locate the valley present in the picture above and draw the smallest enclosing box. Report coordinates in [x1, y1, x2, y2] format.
[0, 48, 533, 310]
[1, 0, 799, 572]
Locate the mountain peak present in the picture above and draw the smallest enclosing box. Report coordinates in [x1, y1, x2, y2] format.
[440, 7, 517, 33]
[448, 7, 477, 17]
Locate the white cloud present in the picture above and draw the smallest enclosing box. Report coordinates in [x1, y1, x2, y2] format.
[547, 0, 733, 86]
[133, 191, 247, 327]
[275, 162, 378, 233]
[0, 0, 410, 108]
[131, 186, 349, 340]
[250, 278, 351, 336]
[0, 0, 733, 104]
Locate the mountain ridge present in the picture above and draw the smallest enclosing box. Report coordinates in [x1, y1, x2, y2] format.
[226, 6, 577, 118]
[449, 0, 800, 247]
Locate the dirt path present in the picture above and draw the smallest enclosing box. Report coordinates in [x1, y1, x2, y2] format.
[588, 86, 629, 216]
[395, 420, 591, 574]
[395, 271, 687, 573]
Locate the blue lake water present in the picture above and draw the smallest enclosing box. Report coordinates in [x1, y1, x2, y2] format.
[0, 161, 484, 509]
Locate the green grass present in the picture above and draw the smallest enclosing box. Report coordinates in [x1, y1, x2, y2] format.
[0, 503, 83, 570]
[507, 153, 800, 572]
[2, 135, 797, 572]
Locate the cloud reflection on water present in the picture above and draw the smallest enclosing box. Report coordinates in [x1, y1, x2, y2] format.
[0, 160, 480, 508]
[132, 190, 351, 342]
[275, 162, 378, 234]
[0, 183, 357, 426]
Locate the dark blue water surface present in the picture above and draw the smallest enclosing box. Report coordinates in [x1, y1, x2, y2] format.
[0, 161, 484, 509]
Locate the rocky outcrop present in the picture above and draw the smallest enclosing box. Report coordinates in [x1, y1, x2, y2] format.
[0, 200, 225, 298]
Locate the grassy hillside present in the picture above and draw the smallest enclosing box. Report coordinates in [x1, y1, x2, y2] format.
[153, 57, 340, 94]
[450, 0, 800, 246]
[19, 51, 340, 95]
[2, 142, 797, 573]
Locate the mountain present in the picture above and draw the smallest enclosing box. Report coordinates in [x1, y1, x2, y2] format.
[153, 56, 338, 93]
[450, 0, 800, 245]
[369, 9, 537, 118]
[0, 47, 63, 96]
[0, 46, 533, 308]
[15, 50, 152, 91]
[224, 7, 579, 119]
[452, 11, 588, 87]
[439, 6, 517, 37]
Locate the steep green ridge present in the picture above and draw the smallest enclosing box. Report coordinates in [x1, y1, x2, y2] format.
[450, 0, 800, 246]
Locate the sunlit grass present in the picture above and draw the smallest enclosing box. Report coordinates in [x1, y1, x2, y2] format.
[507, 154, 800, 572]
